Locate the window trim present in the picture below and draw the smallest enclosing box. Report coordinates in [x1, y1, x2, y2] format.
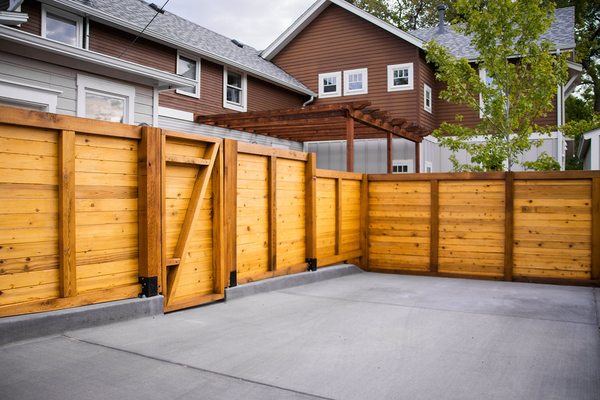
[479, 68, 487, 118]
[387, 63, 413, 92]
[318, 71, 342, 98]
[343, 68, 368, 96]
[41, 4, 84, 48]
[176, 51, 201, 98]
[0, 79, 62, 113]
[223, 66, 247, 112]
[392, 159, 414, 174]
[423, 83, 432, 113]
[76, 74, 135, 124]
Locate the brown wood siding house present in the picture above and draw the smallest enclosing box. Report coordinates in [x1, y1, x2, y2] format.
[270, 1, 558, 133]
[272, 4, 419, 123]
[13, 0, 306, 117]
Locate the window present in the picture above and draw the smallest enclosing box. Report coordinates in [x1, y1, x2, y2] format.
[77, 75, 135, 124]
[0, 79, 61, 113]
[392, 159, 414, 173]
[41, 5, 83, 47]
[318, 72, 341, 98]
[343, 68, 368, 95]
[424, 83, 432, 113]
[425, 161, 433, 173]
[176, 53, 200, 98]
[223, 67, 247, 112]
[479, 68, 501, 118]
[387, 63, 413, 91]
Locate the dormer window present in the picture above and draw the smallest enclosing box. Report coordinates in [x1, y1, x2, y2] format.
[387, 63, 413, 91]
[42, 5, 83, 47]
[318, 72, 341, 98]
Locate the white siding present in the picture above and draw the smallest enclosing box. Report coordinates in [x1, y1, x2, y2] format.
[306, 138, 418, 173]
[0, 51, 153, 125]
[158, 116, 303, 151]
[305, 136, 561, 173]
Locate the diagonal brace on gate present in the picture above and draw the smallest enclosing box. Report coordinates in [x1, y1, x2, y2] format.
[166, 142, 220, 305]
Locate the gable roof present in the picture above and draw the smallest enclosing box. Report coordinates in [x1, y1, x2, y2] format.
[261, 0, 425, 60]
[44, 0, 315, 96]
[409, 7, 576, 60]
[262, 0, 575, 61]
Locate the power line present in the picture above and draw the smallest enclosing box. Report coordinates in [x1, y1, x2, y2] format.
[117, 0, 171, 59]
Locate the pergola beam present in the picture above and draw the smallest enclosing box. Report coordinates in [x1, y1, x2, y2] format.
[195, 101, 428, 144]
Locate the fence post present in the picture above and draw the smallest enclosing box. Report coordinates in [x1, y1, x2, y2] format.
[58, 130, 76, 298]
[223, 139, 238, 286]
[212, 142, 225, 295]
[592, 177, 600, 281]
[360, 174, 369, 270]
[504, 172, 514, 281]
[430, 179, 439, 274]
[268, 156, 277, 273]
[305, 152, 317, 270]
[335, 177, 343, 256]
[138, 126, 161, 297]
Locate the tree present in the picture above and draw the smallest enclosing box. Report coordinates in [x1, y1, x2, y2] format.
[344, 0, 396, 24]
[425, 0, 569, 171]
[391, 0, 458, 31]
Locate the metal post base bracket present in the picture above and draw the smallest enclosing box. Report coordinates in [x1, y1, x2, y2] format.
[229, 271, 238, 288]
[306, 258, 317, 272]
[139, 276, 158, 297]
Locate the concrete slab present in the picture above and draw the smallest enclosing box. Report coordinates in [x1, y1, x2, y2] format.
[0, 295, 164, 346]
[225, 264, 362, 300]
[1, 273, 598, 400]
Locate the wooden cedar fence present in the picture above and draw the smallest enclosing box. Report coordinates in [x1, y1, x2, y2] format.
[367, 173, 600, 284]
[1, 107, 599, 318]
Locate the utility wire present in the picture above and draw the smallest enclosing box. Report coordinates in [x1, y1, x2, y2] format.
[118, 0, 171, 59]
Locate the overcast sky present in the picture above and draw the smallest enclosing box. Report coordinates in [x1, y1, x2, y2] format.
[163, 0, 313, 50]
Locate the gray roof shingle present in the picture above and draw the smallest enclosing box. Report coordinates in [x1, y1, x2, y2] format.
[65, 0, 313, 95]
[409, 7, 576, 59]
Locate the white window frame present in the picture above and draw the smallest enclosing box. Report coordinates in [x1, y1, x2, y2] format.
[387, 63, 413, 92]
[479, 68, 487, 118]
[0, 79, 62, 113]
[176, 51, 200, 98]
[343, 68, 368, 96]
[392, 159, 414, 174]
[424, 83, 432, 113]
[425, 161, 433, 173]
[76, 74, 135, 124]
[41, 4, 84, 48]
[318, 71, 342, 98]
[223, 66, 247, 112]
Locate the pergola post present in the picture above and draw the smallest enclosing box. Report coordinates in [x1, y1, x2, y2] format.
[415, 141, 421, 173]
[346, 114, 355, 172]
[386, 132, 393, 174]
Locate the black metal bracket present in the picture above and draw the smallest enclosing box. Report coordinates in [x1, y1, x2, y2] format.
[229, 271, 238, 287]
[139, 276, 158, 297]
[306, 258, 317, 272]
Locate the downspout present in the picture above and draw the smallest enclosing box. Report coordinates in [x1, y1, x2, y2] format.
[302, 95, 315, 107]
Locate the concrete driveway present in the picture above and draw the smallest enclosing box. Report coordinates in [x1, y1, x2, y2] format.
[1, 270, 599, 400]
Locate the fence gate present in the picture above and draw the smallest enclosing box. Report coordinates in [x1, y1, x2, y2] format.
[161, 131, 225, 312]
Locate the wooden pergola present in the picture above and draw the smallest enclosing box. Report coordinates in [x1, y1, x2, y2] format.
[195, 102, 430, 173]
